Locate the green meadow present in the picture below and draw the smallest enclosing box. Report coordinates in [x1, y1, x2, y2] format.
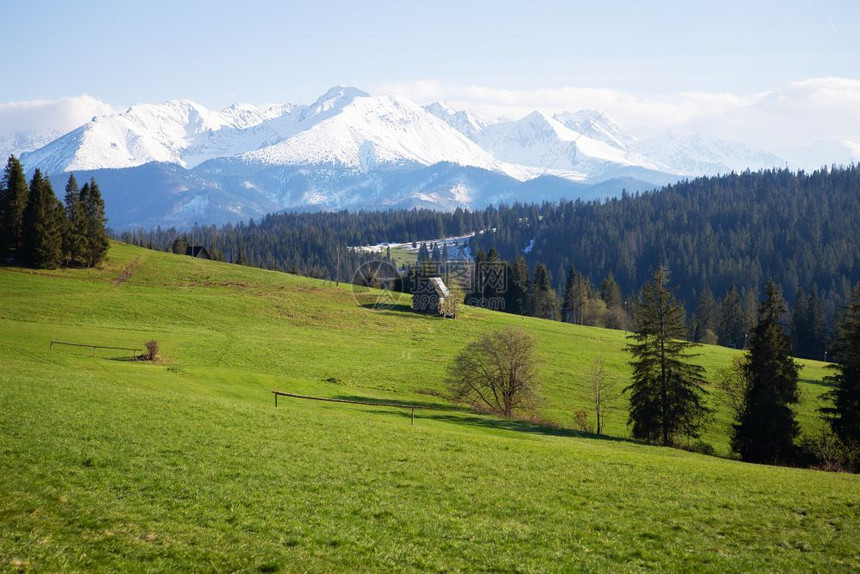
[1, 242, 858, 572]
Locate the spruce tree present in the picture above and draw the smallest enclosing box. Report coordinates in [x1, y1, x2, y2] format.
[791, 287, 810, 357]
[731, 281, 800, 464]
[561, 265, 589, 324]
[532, 263, 557, 319]
[21, 170, 63, 269]
[692, 284, 718, 343]
[821, 284, 860, 445]
[81, 177, 109, 266]
[0, 155, 29, 260]
[63, 174, 87, 266]
[625, 267, 711, 446]
[599, 272, 623, 308]
[506, 256, 530, 315]
[719, 285, 747, 349]
[806, 289, 827, 361]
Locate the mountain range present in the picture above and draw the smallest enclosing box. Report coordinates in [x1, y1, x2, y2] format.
[11, 86, 788, 228]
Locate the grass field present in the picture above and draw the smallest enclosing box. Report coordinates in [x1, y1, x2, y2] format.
[2, 243, 858, 571]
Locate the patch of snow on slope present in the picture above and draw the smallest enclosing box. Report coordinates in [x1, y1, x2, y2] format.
[449, 182, 471, 203]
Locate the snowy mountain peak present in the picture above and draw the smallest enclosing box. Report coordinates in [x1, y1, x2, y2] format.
[636, 131, 785, 175]
[303, 86, 369, 120]
[241, 90, 505, 174]
[17, 87, 787, 195]
[553, 110, 636, 151]
[424, 101, 487, 142]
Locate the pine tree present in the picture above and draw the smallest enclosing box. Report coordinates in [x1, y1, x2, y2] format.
[731, 281, 800, 464]
[506, 255, 530, 315]
[21, 170, 63, 269]
[81, 178, 109, 266]
[0, 155, 29, 259]
[63, 174, 87, 266]
[719, 285, 747, 348]
[417, 242, 430, 262]
[806, 289, 827, 361]
[599, 272, 623, 308]
[532, 263, 557, 319]
[821, 284, 860, 445]
[625, 267, 711, 446]
[561, 265, 589, 324]
[791, 287, 810, 357]
[692, 284, 718, 343]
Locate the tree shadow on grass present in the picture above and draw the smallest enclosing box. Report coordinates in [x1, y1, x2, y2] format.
[358, 303, 425, 317]
[800, 376, 836, 389]
[329, 393, 635, 444]
[331, 393, 467, 413]
[420, 412, 633, 444]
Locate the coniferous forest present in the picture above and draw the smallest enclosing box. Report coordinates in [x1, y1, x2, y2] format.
[118, 165, 860, 359]
[0, 156, 109, 269]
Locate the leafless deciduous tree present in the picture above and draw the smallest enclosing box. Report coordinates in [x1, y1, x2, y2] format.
[446, 327, 541, 418]
[590, 356, 615, 435]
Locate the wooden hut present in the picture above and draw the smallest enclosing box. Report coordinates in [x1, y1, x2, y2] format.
[412, 276, 455, 317]
[185, 246, 211, 260]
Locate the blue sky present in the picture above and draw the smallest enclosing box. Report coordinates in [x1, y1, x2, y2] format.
[2, 0, 859, 158]
[5, 0, 857, 107]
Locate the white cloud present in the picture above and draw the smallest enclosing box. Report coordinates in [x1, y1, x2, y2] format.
[375, 77, 860, 158]
[0, 95, 116, 138]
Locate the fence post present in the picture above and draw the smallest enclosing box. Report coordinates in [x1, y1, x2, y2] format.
[275, 393, 278, 408]
[411, 407, 414, 426]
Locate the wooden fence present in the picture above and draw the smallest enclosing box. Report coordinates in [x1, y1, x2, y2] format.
[50, 340, 142, 358]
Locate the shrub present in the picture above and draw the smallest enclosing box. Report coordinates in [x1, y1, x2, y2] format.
[573, 409, 593, 433]
[144, 339, 159, 361]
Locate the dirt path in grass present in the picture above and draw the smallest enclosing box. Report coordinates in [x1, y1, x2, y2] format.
[112, 256, 141, 285]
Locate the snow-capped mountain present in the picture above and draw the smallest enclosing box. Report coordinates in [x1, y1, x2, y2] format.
[424, 101, 487, 142]
[553, 110, 638, 152]
[15, 85, 795, 227]
[475, 111, 664, 181]
[242, 87, 505, 173]
[21, 98, 301, 173]
[636, 132, 785, 175]
[0, 130, 65, 162]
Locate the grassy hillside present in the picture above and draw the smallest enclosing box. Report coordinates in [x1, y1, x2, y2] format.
[1, 243, 858, 572]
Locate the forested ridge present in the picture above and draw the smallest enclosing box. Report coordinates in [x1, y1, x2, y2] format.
[473, 167, 860, 323]
[119, 166, 860, 355]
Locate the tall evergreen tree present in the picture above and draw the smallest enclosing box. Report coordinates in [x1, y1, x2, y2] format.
[806, 289, 827, 361]
[791, 287, 810, 356]
[692, 284, 718, 343]
[63, 174, 87, 266]
[81, 178, 109, 266]
[731, 281, 800, 464]
[417, 242, 430, 262]
[506, 255, 530, 315]
[0, 155, 29, 259]
[625, 267, 711, 446]
[561, 265, 589, 324]
[821, 284, 860, 445]
[599, 272, 623, 308]
[531, 263, 557, 320]
[21, 170, 63, 269]
[719, 285, 747, 348]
